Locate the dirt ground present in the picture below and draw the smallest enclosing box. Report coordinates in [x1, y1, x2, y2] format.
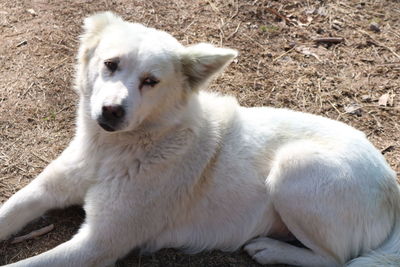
[0, 0, 399, 266]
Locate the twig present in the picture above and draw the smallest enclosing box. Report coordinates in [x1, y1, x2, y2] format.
[388, 29, 400, 39]
[31, 151, 50, 164]
[183, 20, 195, 33]
[21, 82, 35, 97]
[273, 47, 296, 62]
[265, 7, 292, 25]
[226, 22, 241, 40]
[256, 59, 262, 75]
[55, 104, 73, 115]
[5, 32, 25, 38]
[381, 145, 395, 155]
[313, 37, 344, 44]
[242, 33, 268, 51]
[11, 224, 54, 244]
[48, 57, 69, 72]
[327, 100, 343, 120]
[218, 18, 225, 46]
[16, 40, 27, 47]
[14, 165, 27, 173]
[367, 111, 383, 128]
[358, 29, 400, 60]
[362, 104, 400, 110]
[230, 0, 239, 20]
[206, 0, 220, 13]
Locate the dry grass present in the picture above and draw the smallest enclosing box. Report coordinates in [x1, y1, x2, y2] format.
[0, 0, 399, 266]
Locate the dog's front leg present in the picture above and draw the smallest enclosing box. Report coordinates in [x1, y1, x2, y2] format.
[5, 179, 170, 267]
[4, 221, 127, 267]
[0, 140, 90, 240]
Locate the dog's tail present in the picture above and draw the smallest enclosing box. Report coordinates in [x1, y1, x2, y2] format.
[346, 185, 400, 267]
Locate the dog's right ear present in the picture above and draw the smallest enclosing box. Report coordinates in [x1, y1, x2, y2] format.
[78, 12, 123, 63]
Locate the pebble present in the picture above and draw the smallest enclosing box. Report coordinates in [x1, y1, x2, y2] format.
[369, 22, 380, 33]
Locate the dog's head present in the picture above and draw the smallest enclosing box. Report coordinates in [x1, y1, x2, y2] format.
[75, 12, 237, 133]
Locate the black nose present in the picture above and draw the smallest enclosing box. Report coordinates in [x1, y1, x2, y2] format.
[98, 105, 125, 132]
[102, 105, 125, 121]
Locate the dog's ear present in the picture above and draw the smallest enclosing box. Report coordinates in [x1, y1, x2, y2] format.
[78, 12, 123, 63]
[82, 12, 123, 41]
[75, 12, 124, 94]
[180, 43, 238, 90]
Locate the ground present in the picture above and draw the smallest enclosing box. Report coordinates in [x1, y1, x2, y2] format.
[0, 0, 399, 266]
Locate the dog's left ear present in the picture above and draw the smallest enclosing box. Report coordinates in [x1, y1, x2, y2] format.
[180, 43, 238, 90]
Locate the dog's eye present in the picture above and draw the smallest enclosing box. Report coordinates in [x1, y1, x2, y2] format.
[104, 60, 118, 72]
[142, 77, 159, 87]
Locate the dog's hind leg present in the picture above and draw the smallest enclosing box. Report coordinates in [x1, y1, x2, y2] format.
[0, 141, 89, 240]
[245, 142, 342, 266]
[248, 140, 395, 266]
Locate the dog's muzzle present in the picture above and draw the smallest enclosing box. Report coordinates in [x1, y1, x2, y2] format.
[97, 105, 125, 132]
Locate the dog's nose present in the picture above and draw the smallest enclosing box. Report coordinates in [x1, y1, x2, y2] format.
[102, 105, 125, 121]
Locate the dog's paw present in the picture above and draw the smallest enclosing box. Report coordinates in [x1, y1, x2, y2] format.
[0, 211, 12, 241]
[0, 226, 12, 241]
[244, 237, 284, 265]
[0, 230, 10, 242]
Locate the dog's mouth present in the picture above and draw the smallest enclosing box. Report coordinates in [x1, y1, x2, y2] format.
[98, 122, 116, 132]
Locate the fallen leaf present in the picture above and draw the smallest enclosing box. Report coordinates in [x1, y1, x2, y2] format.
[295, 45, 322, 62]
[344, 103, 362, 116]
[361, 94, 371, 102]
[27, 9, 37, 16]
[378, 93, 389, 106]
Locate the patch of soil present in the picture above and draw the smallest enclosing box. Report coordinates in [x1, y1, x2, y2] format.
[0, 0, 399, 266]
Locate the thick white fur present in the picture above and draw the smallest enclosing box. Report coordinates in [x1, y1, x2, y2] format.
[1, 12, 400, 267]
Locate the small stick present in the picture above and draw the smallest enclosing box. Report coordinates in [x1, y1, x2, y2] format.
[183, 20, 195, 33]
[313, 37, 344, 44]
[206, 0, 220, 13]
[381, 145, 395, 155]
[229, 0, 239, 20]
[242, 33, 267, 51]
[11, 224, 54, 244]
[48, 57, 69, 72]
[21, 82, 35, 97]
[265, 7, 292, 25]
[358, 29, 400, 60]
[273, 47, 296, 62]
[16, 40, 27, 47]
[31, 151, 50, 164]
[5, 32, 25, 38]
[226, 22, 241, 40]
[327, 100, 343, 120]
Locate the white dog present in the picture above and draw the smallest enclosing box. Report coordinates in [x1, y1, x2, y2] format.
[1, 12, 399, 267]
